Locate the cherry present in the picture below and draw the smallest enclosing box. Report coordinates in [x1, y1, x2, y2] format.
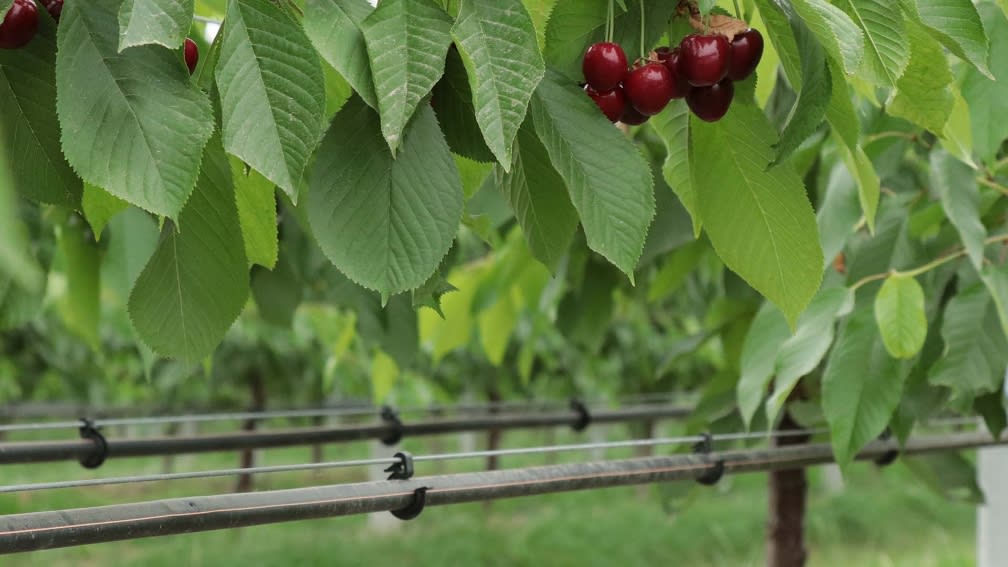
[620, 104, 649, 126]
[624, 63, 675, 116]
[727, 29, 764, 81]
[686, 79, 734, 122]
[679, 34, 730, 87]
[0, 0, 37, 50]
[585, 85, 626, 123]
[184, 38, 199, 74]
[656, 47, 689, 100]
[42, 0, 61, 21]
[582, 42, 628, 92]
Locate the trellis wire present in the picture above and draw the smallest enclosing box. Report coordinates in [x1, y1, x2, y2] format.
[0, 431, 1001, 554]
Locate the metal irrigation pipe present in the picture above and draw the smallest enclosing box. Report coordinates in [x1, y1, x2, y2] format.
[0, 431, 1001, 553]
[0, 405, 694, 465]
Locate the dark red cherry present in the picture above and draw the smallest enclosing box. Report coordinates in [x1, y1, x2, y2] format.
[184, 38, 199, 74]
[0, 0, 37, 50]
[623, 63, 675, 116]
[620, 104, 649, 126]
[42, 0, 61, 21]
[582, 42, 628, 92]
[728, 29, 764, 81]
[679, 33, 731, 87]
[659, 47, 689, 100]
[585, 85, 626, 123]
[686, 79, 735, 122]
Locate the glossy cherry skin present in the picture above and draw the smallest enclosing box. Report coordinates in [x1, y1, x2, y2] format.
[679, 34, 731, 87]
[0, 0, 37, 50]
[585, 85, 626, 123]
[42, 0, 61, 21]
[623, 63, 675, 116]
[582, 42, 628, 92]
[620, 104, 649, 126]
[184, 38, 199, 74]
[686, 79, 734, 122]
[728, 29, 764, 81]
[657, 47, 689, 99]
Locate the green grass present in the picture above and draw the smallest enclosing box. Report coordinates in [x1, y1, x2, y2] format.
[0, 424, 977, 566]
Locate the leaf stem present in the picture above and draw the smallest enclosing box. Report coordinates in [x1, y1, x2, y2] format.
[978, 177, 1008, 197]
[850, 233, 1008, 291]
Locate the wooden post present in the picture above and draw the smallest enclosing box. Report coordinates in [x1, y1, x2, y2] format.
[767, 413, 811, 567]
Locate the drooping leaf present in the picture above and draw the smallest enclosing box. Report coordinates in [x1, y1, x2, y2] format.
[982, 263, 1008, 340]
[128, 138, 250, 363]
[118, 0, 194, 51]
[81, 184, 128, 241]
[216, 0, 326, 200]
[57, 0, 211, 218]
[961, 4, 1008, 163]
[431, 40, 496, 163]
[652, 100, 700, 236]
[303, 0, 377, 108]
[0, 10, 80, 207]
[231, 160, 278, 269]
[251, 256, 302, 327]
[737, 303, 790, 428]
[361, 0, 453, 155]
[690, 103, 824, 327]
[790, 0, 864, 75]
[928, 283, 1008, 398]
[307, 97, 463, 297]
[900, 0, 992, 79]
[497, 121, 577, 271]
[838, 142, 879, 233]
[887, 21, 954, 134]
[451, 0, 545, 169]
[529, 71, 654, 279]
[773, 13, 832, 164]
[58, 219, 101, 349]
[874, 274, 927, 359]
[822, 304, 911, 468]
[0, 128, 40, 290]
[931, 149, 986, 271]
[832, 0, 910, 87]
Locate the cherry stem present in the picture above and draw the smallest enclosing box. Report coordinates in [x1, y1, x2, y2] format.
[732, 0, 741, 19]
[606, 0, 614, 43]
[639, 0, 646, 60]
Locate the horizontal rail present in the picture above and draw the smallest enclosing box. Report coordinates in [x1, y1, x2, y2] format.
[0, 431, 1000, 553]
[0, 405, 693, 465]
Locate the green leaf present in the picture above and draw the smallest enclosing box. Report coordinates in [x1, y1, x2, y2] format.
[961, 4, 1008, 163]
[939, 88, 975, 168]
[737, 303, 790, 428]
[231, 160, 278, 269]
[838, 142, 880, 233]
[904, 453, 984, 504]
[370, 349, 400, 404]
[432, 46, 496, 163]
[303, 0, 377, 108]
[128, 137, 250, 363]
[529, 71, 654, 279]
[478, 289, 519, 364]
[817, 162, 861, 265]
[452, 0, 545, 169]
[690, 103, 824, 327]
[251, 257, 301, 327]
[56, 0, 213, 219]
[790, 0, 864, 75]
[497, 121, 578, 271]
[825, 59, 861, 150]
[118, 0, 194, 51]
[975, 389, 1007, 439]
[901, 0, 992, 79]
[307, 97, 463, 296]
[0, 10, 81, 207]
[652, 100, 700, 236]
[81, 184, 128, 241]
[766, 286, 854, 424]
[58, 220, 101, 349]
[216, 0, 326, 201]
[931, 149, 986, 271]
[773, 13, 832, 164]
[833, 0, 910, 87]
[0, 129, 40, 290]
[874, 274, 927, 359]
[822, 303, 911, 468]
[362, 0, 453, 155]
[982, 264, 1008, 339]
[928, 283, 1008, 398]
[886, 21, 954, 134]
[521, 0, 555, 50]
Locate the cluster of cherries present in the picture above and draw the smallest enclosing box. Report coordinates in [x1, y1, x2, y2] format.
[0, 0, 199, 74]
[583, 28, 763, 125]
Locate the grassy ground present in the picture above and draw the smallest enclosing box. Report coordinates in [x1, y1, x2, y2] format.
[0, 423, 977, 566]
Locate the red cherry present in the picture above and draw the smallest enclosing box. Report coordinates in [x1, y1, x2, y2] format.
[727, 29, 764, 81]
[0, 0, 37, 50]
[620, 104, 649, 126]
[582, 42, 628, 92]
[686, 79, 735, 122]
[585, 85, 626, 123]
[623, 62, 675, 116]
[42, 0, 61, 21]
[679, 34, 731, 87]
[659, 47, 690, 100]
[184, 38, 199, 74]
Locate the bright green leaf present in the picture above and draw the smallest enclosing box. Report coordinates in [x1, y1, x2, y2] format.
[901, 0, 993, 79]
[833, 0, 910, 87]
[874, 274, 927, 358]
[231, 160, 278, 269]
[82, 184, 127, 241]
[737, 303, 790, 428]
[961, 4, 1008, 163]
[58, 220, 101, 349]
[118, 0, 194, 51]
[790, 0, 864, 75]
[370, 349, 399, 404]
[931, 149, 986, 271]
[652, 100, 700, 236]
[887, 21, 954, 134]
